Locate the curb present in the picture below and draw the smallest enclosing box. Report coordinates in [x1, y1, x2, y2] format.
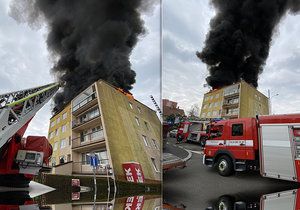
[172, 144, 193, 162]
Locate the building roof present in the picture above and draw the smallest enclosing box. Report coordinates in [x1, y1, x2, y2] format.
[163, 106, 185, 117]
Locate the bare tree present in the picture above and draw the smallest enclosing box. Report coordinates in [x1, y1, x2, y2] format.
[188, 104, 200, 119]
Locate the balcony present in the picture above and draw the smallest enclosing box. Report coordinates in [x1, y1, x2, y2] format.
[224, 91, 239, 99]
[221, 112, 239, 119]
[223, 101, 239, 108]
[72, 160, 113, 176]
[72, 113, 101, 131]
[72, 130, 105, 150]
[72, 92, 98, 116]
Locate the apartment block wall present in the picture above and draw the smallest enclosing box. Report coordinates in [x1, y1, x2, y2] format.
[239, 81, 269, 118]
[200, 81, 269, 119]
[200, 89, 224, 118]
[48, 103, 72, 166]
[96, 81, 161, 182]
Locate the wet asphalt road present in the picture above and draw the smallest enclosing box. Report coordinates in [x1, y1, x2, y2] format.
[163, 137, 299, 210]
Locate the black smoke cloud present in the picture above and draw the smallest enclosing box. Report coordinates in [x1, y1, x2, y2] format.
[196, 0, 300, 89]
[10, 0, 155, 112]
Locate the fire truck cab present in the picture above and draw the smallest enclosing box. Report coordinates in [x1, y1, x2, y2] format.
[177, 121, 209, 146]
[203, 114, 300, 182]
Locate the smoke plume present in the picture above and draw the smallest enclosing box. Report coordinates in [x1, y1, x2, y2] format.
[10, 0, 155, 112]
[196, 0, 300, 89]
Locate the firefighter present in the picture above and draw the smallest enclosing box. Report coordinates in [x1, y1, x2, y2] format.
[176, 133, 183, 144]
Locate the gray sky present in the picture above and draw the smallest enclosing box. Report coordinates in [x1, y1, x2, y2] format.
[0, 1, 160, 137]
[163, 0, 300, 116]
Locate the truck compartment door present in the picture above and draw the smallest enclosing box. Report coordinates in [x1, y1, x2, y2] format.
[260, 125, 296, 181]
[261, 190, 296, 210]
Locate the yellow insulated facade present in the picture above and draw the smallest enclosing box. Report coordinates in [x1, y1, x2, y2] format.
[97, 81, 161, 182]
[48, 103, 72, 166]
[200, 80, 269, 119]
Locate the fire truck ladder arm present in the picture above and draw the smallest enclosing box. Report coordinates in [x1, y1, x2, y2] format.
[0, 83, 59, 149]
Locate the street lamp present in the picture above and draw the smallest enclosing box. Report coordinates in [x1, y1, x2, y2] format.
[268, 90, 279, 115]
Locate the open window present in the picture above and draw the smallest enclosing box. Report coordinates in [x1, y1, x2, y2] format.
[210, 125, 223, 139]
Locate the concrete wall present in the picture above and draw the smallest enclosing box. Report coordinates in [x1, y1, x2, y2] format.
[96, 81, 161, 182]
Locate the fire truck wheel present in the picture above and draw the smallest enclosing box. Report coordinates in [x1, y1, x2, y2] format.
[216, 156, 234, 176]
[215, 195, 234, 210]
[0, 174, 31, 188]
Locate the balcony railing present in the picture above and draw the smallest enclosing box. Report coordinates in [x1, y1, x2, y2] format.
[72, 160, 112, 175]
[72, 130, 105, 148]
[72, 112, 100, 128]
[224, 90, 239, 97]
[222, 112, 239, 118]
[223, 101, 239, 107]
[72, 92, 97, 112]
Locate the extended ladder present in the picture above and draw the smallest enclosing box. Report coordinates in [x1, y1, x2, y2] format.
[0, 83, 59, 149]
[150, 95, 162, 117]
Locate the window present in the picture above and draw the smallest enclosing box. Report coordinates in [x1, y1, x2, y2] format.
[142, 135, 149, 146]
[129, 102, 133, 109]
[60, 139, 67, 149]
[137, 107, 141, 113]
[62, 112, 67, 120]
[82, 153, 91, 165]
[67, 154, 71, 162]
[53, 142, 58, 151]
[203, 104, 208, 109]
[51, 157, 56, 166]
[209, 103, 213, 108]
[61, 124, 67, 133]
[50, 121, 55, 127]
[144, 121, 149, 130]
[82, 150, 108, 165]
[55, 129, 59, 136]
[49, 132, 54, 139]
[59, 155, 66, 164]
[212, 111, 218, 116]
[56, 117, 60, 124]
[151, 158, 159, 172]
[210, 125, 223, 139]
[135, 117, 140, 126]
[152, 139, 159, 150]
[215, 94, 219, 98]
[232, 124, 243, 136]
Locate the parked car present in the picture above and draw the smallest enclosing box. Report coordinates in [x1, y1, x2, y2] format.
[169, 129, 178, 138]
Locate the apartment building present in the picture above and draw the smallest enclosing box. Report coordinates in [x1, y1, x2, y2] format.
[48, 103, 72, 166]
[200, 80, 269, 119]
[48, 80, 161, 183]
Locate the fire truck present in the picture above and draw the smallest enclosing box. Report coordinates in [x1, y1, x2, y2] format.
[206, 189, 300, 210]
[176, 120, 209, 146]
[203, 114, 300, 182]
[0, 83, 59, 187]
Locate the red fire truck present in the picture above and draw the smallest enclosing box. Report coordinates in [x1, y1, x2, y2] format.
[176, 120, 209, 146]
[203, 114, 300, 182]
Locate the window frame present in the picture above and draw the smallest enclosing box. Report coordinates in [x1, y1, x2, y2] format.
[231, 123, 244, 136]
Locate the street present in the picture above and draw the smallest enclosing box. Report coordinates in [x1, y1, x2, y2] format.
[163, 137, 299, 209]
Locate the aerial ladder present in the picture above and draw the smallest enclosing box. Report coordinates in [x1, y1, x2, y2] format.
[0, 83, 59, 187]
